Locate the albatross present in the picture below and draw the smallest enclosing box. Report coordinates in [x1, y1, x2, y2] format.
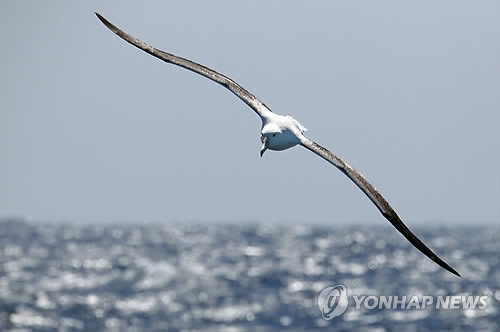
[95, 13, 460, 277]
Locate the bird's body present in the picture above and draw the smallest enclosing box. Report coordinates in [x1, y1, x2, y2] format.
[95, 12, 460, 277]
[260, 114, 307, 153]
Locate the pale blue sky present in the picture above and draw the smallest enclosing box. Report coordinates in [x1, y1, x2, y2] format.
[1, 1, 498, 224]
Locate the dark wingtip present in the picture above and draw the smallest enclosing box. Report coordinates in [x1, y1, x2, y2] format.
[94, 12, 118, 33]
[379, 211, 461, 278]
[94, 12, 104, 22]
[430, 247, 461, 277]
[447, 266, 461, 278]
[423, 249, 461, 277]
[437, 260, 461, 277]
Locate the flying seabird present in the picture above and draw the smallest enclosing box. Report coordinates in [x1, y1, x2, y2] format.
[95, 13, 460, 277]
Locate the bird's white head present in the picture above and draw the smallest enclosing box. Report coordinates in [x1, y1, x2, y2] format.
[259, 115, 307, 157]
[260, 124, 281, 157]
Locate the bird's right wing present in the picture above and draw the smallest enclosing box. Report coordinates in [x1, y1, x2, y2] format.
[95, 12, 272, 118]
[300, 137, 460, 277]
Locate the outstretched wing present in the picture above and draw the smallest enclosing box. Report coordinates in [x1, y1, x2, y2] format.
[300, 137, 460, 277]
[95, 12, 272, 118]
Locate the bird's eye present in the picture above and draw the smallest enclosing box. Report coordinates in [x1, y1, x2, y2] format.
[273, 134, 276, 137]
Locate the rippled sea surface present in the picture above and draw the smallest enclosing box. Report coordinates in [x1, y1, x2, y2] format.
[0, 219, 498, 332]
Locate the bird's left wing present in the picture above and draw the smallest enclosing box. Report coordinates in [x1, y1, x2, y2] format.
[300, 137, 460, 277]
[95, 12, 272, 118]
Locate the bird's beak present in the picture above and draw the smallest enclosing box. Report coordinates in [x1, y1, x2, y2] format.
[260, 136, 268, 158]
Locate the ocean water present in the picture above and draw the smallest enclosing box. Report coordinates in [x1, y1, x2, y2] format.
[0, 219, 498, 332]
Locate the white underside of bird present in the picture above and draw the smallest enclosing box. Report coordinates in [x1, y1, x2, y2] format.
[95, 12, 460, 277]
[260, 114, 307, 155]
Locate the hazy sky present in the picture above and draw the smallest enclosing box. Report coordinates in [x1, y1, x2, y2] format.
[1, 1, 498, 225]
